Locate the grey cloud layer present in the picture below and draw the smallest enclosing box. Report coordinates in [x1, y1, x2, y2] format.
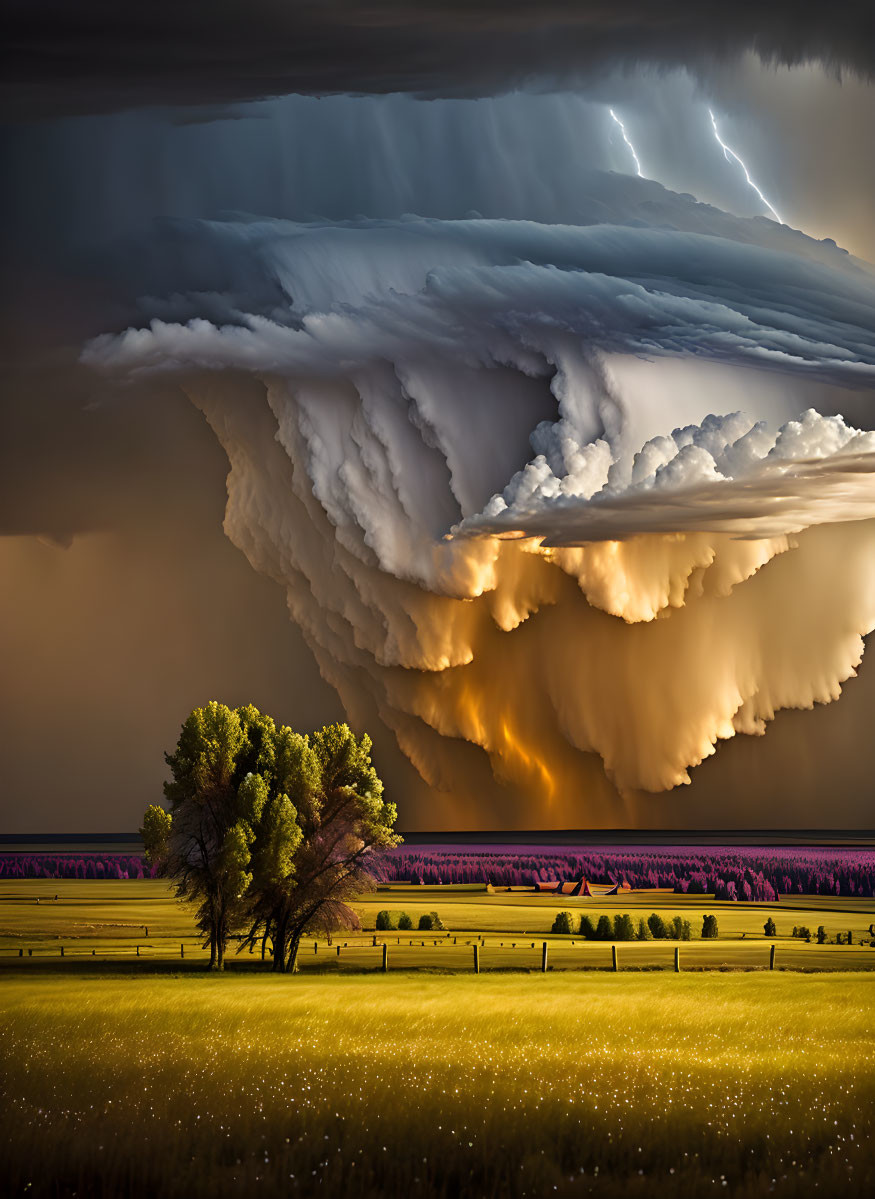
[85, 213, 875, 394]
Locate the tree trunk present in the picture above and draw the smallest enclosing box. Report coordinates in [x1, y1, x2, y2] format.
[209, 928, 217, 970]
[216, 908, 226, 970]
[286, 931, 302, 975]
[272, 912, 289, 973]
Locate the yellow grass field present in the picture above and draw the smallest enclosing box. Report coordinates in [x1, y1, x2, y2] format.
[2, 879, 873, 973]
[2, 881, 873, 1196]
[1, 972, 873, 1198]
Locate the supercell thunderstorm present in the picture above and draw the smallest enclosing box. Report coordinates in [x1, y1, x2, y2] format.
[84, 132, 875, 821]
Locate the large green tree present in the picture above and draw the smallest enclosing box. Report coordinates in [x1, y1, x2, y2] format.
[156, 702, 260, 968]
[149, 701, 308, 969]
[144, 704, 399, 972]
[242, 722, 401, 972]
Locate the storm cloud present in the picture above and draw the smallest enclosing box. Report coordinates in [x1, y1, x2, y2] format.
[3, 19, 874, 832]
[4, 1, 873, 119]
[82, 188, 875, 809]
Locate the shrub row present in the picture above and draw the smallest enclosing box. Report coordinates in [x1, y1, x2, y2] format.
[376, 910, 446, 932]
[551, 912, 717, 940]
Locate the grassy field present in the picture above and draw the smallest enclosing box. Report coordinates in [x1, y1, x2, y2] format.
[1, 972, 873, 1198]
[2, 881, 873, 1196]
[2, 879, 873, 973]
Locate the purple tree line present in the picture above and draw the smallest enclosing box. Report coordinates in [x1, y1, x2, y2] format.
[2, 845, 873, 899]
[0, 855, 157, 880]
[369, 845, 875, 900]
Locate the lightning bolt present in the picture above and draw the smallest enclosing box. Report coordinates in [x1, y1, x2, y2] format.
[608, 108, 643, 178]
[708, 109, 782, 224]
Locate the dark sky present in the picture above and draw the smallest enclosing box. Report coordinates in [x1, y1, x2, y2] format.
[3, 2, 873, 117]
[1, 4, 874, 833]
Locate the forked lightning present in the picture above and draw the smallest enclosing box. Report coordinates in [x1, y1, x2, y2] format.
[608, 108, 643, 178]
[709, 108, 782, 223]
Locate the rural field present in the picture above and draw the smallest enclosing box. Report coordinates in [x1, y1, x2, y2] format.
[2, 877, 874, 972]
[1, 971, 873, 1198]
[2, 877, 873, 1196]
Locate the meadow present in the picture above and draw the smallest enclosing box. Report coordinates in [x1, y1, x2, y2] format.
[2, 878, 874, 973]
[2, 879, 874, 1196]
[1, 971, 873, 1198]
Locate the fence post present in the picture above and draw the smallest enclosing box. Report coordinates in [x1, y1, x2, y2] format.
[28, 948, 32, 957]
[769, 944, 776, 971]
[373, 934, 377, 946]
[473, 944, 480, 974]
[336, 945, 341, 957]
[541, 942, 548, 973]
[180, 944, 184, 958]
[314, 942, 318, 954]
[674, 946, 680, 973]
[136, 945, 140, 957]
[382, 943, 388, 973]
[60, 946, 64, 957]
[612, 944, 618, 972]
[18, 948, 22, 957]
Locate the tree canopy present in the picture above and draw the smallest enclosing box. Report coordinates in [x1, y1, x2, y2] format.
[145, 702, 400, 970]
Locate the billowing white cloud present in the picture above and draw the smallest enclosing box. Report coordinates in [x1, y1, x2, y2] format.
[461, 408, 875, 551]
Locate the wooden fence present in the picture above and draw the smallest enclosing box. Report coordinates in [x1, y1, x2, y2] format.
[4, 934, 874, 973]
